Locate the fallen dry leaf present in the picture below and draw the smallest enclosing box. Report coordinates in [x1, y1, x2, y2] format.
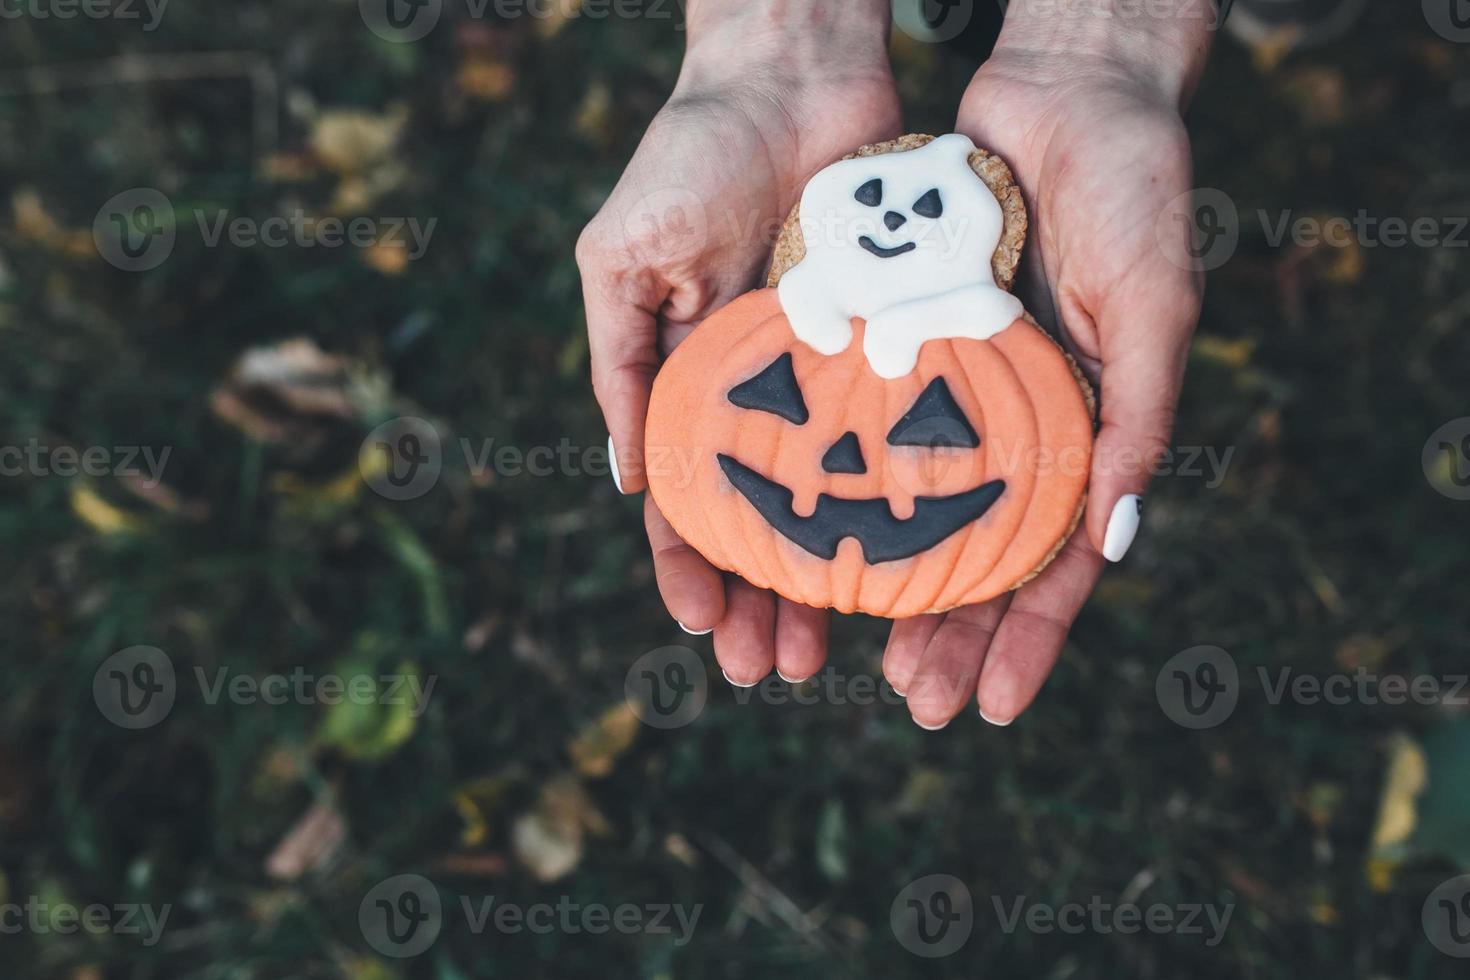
[511, 773, 609, 882]
[265, 796, 347, 881]
[567, 703, 640, 778]
[309, 107, 409, 176]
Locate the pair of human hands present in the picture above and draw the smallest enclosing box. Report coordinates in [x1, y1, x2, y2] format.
[577, 1, 1212, 729]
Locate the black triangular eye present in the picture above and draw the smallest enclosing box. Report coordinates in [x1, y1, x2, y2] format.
[913, 188, 943, 219]
[854, 178, 883, 208]
[887, 377, 979, 448]
[728, 352, 808, 424]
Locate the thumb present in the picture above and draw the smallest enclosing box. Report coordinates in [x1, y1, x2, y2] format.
[577, 236, 665, 495]
[1083, 275, 1200, 562]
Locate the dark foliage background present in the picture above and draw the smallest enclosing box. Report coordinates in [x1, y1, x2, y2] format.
[1, 2, 1469, 977]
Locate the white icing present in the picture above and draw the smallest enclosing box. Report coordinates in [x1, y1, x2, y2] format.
[776, 134, 1023, 379]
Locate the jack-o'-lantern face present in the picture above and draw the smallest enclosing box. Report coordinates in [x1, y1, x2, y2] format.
[645, 289, 1093, 619]
[717, 351, 1006, 564]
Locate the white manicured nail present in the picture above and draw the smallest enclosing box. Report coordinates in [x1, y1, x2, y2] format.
[775, 668, 808, 684]
[721, 669, 761, 689]
[979, 707, 1013, 727]
[607, 434, 626, 494]
[1102, 494, 1143, 563]
[914, 717, 950, 731]
[678, 621, 713, 636]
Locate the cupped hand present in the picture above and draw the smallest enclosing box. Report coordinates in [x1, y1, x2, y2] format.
[885, 37, 1211, 730]
[576, 9, 899, 684]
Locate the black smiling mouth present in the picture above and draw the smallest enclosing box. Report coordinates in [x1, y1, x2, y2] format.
[717, 454, 1005, 564]
[858, 235, 917, 259]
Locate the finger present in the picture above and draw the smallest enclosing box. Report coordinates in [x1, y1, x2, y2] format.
[1075, 271, 1201, 562]
[713, 578, 775, 688]
[645, 495, 725, 634]
[577, 237, 665, 495]
[907, 598, 1009, 731]
[882, 615, 943, 698]
[774, 600, 828, 683]
[976, 530, 1105, 725]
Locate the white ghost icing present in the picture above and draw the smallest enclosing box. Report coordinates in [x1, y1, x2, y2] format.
[776, 134, 1023, 379]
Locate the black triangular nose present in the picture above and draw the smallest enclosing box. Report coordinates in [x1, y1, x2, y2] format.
[821, 432, 867, 474]
[884, 211, 907, 232]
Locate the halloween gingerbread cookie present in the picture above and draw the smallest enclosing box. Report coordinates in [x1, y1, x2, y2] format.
[645, 134, 1094, 619]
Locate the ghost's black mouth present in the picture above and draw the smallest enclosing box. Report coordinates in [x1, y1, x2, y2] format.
[858, 235, 916, 259]
[717, 454, 1005, 564]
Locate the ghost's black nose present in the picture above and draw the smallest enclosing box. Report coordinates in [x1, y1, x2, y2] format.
[884, 211, 907, 232]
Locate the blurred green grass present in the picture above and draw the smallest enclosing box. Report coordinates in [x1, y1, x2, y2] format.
[1, 3, 1470, 978]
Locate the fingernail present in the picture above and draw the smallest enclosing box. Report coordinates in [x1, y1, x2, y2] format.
[607, 434, 626, 494]
[979, 707, 1013, 727]
[1102, 494, 1143, 563]
[775, 668, 809, 684]
[678, 621, 713, 636]
[914, 717, 950, 731]
[721, 668, 761, 689]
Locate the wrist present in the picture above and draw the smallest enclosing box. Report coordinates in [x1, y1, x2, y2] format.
[990, 0, 1215, 108]
[678, 0, 891, 98]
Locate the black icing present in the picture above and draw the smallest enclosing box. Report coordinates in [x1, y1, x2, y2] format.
[718, 454, 1004, 563]
[884, 211, 907, 232]
[913, 188, 943, 219]
[887, 377, 980, 449]
[854, 178, 883, 207]
[727, 352, 808, 424]
[858, 236, 916, 260]
[821, 432, 867, 474]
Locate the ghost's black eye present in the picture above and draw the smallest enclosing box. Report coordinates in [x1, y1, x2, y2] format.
[854, 178, 883, 208]
[887, 377, 978, 449]
[913, 188, 943, 219]
[728, 353, 808, 424]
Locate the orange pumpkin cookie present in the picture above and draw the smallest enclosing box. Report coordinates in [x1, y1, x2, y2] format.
[645, 134, 1094, 619]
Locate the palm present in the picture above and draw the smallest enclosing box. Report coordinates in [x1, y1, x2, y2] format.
[883, 65, 1202, 729]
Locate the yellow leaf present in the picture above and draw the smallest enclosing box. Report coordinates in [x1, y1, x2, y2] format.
[567, 703, 640, 778]
[361, 239, 410, 277]
[1366, 733, 1428, 891]
[1193, 335, 1256, 370]
[309, 107, 408, 176]
[70, 484, 143, 536]
[455, 56, 515, 102]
